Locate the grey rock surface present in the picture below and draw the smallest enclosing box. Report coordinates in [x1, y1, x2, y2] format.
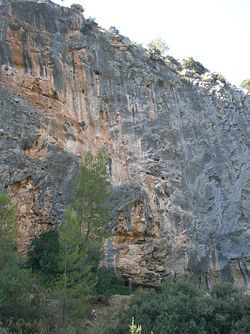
[0, 82, 79, 251]
[0, 0, 249, 290]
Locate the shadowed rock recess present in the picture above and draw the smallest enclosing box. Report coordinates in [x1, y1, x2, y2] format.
[0, 0, 249, 290]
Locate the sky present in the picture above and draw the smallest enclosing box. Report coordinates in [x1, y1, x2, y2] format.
[54, 0, 250, 87]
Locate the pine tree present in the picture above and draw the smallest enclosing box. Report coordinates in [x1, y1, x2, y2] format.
[71, 151, 111, 255]
[0, 194, 39, 332]
[147, 38, 169, 59]
[0, 193, 17, 271]
[54, 210, 96, 326]
[55, 152, 111, 327]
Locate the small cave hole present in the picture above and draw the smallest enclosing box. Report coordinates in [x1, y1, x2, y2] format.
[51, 90, 58, 100]
[79, 121, 87, 131]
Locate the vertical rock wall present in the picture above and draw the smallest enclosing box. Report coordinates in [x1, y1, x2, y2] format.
[0, 0, 249, 290]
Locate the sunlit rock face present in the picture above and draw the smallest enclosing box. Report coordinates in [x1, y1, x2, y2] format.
[0, 0, 249, 290]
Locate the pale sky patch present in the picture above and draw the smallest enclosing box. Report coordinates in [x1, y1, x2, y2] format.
[54, 0, 250, 87]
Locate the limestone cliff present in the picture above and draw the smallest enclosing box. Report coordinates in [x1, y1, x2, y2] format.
[0, 0, 249, 291]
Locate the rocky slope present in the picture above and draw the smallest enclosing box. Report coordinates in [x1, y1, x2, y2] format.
[0, 0, 249, 291]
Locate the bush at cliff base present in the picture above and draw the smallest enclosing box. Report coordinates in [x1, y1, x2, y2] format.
[108, 279, 250, 334]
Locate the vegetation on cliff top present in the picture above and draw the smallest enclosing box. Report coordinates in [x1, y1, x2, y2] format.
[240, 79, 250, 90]
[147, 38, 169, 59]
[181, 57, 208, 74]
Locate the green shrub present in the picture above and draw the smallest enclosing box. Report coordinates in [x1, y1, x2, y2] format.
[214, 73, 226, 83]
[109, 279, 250, 334]
[0, 194, 40, 332]
[94, 268, 130, 299]
[182, 57, 207, 74]
[240, 79, 250, 90]
[27, 230, 60, 284]
[165, 55, 180, 67]
[0, 263, 39, 333]
[147, 38, 169, 60]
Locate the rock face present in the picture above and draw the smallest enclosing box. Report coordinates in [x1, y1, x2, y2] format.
[0, 0, 249, 290]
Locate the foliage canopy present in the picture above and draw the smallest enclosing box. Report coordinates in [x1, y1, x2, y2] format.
[52, 151, 112, 327]
[182, 57, 207, 74]
[240, 79, 250, 90]
[109, 279, 250, 334]
[0, 194, 39, 333]
[0, 193, 17, 272]
[27, 230, 60, 285]
[71, 151, 111, 252]
[0, 193, 16, 244]
[147, 38, 169, 59]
